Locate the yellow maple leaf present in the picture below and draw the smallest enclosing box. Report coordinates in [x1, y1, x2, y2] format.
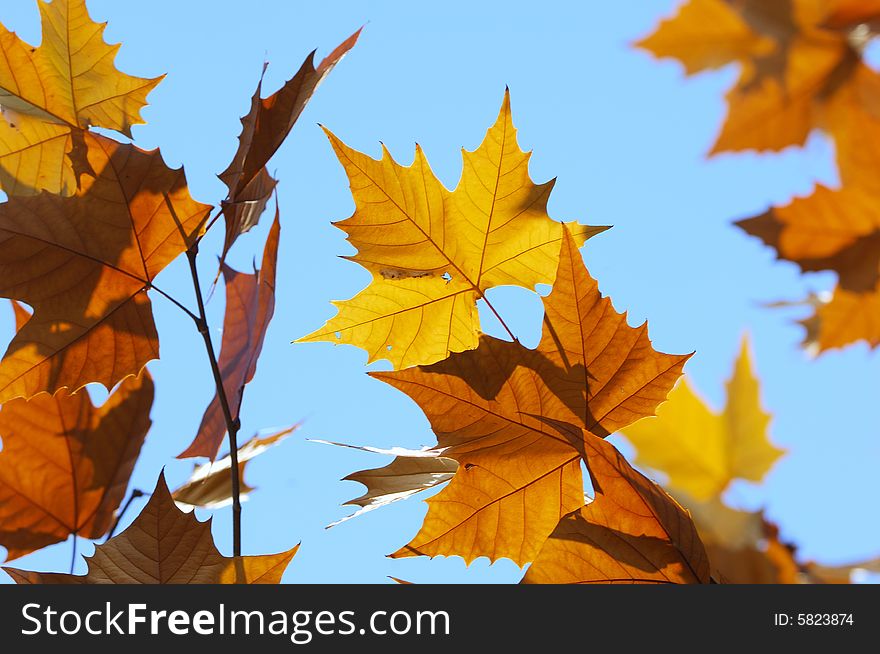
[621, 336, 785, 501]
[298, 89, 607, 369]
[0, 0, 161, 195]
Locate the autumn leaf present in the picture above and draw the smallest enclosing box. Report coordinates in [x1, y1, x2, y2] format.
[671, 493, 797, 583]
[173, 425, 298, 510]
[704, 538, 800, 584]
[0, 133, 209, 403]
[677, 494, 764, 550]
[297, 89, 608, 369]
[622, 337, 784, 501]
[3, 472, 298, 584]
[0, 365, 153, 562]
[178, 208, 280, 459]
[638, 0, 880, 155]
[736, 155, 880, 351]
[522, 433, 710, 584]
[311, 441, 457, 527]
[0, 0, 161, 196]
[371, 228, 688, 565]
[218, 30, 360, 265]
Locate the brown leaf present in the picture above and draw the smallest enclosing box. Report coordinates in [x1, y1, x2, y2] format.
[704, 540, 799, 584]
[218, 29, 360, 263]
[736, 165, 880, 351]
[179, 208, 280, 459]
[0, 132, 209, 402]
[0, 368, 153, 561]
[312, 441, 457, 527]
[808, 285, 880, 350]
[3, 471, 298, 584]
[372, 228, 688, 565]
[673, 494, 800, 583]
[522, 433, 710, 584]
[173, 425, 298, 509]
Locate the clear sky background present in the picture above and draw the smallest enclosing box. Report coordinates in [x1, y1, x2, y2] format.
[1, 0, 878, 584]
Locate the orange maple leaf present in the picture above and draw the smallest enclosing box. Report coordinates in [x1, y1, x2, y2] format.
[522, 433, 710, 584]
[638, 0, 880, 156]
[372, 228, 689, 565]
[0, 133, 209, 402]
[0, 341, 153, 562]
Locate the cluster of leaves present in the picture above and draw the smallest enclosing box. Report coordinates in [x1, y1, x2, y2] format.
[303, 92, 719, 583]
[639, 0, 880, 352]
[0, 0, 357, 583]
[625, 338, 878, 583]
[3, 0, 874, 586]
[600, 0, 880, 582]
[306, 4, 880, 583]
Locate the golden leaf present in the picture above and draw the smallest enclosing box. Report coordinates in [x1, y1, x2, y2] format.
[622, 336, 785, 500]
[0, 0, 161, 195]
[298, 90, 607, 369]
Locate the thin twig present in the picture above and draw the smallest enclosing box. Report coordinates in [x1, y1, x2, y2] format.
[162, 193, 243, 556]
[186, 241, 243, 557]
[105, 489, 147, 542]
[198, 206, 225, 244]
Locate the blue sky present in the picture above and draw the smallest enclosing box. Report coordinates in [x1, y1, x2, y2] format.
[1, 0, 878, 583]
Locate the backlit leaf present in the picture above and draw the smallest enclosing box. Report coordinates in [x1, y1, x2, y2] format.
[522, 433, 710, 584]
[372, 229, 688, 565]
[298, 90, 607, 369]
[622, 337, 785, 500]
[3, 471, 298, 584]
[0, 366, 153, 561]
[218, 30, 360, 264]
[0, 133, 210, 402]
[0, 0, 161, 195]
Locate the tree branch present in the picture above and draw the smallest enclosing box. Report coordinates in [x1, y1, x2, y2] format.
[186, 241, 243, 557]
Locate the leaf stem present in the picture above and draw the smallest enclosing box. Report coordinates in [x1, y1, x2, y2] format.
[150, 283, 199, 323]
[479, 292, 519, 343]
[105, 488, 147, 542]
[69, 534, 77, 574]
[186, 241, 243, 557]
[198, 206, 225, 243]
